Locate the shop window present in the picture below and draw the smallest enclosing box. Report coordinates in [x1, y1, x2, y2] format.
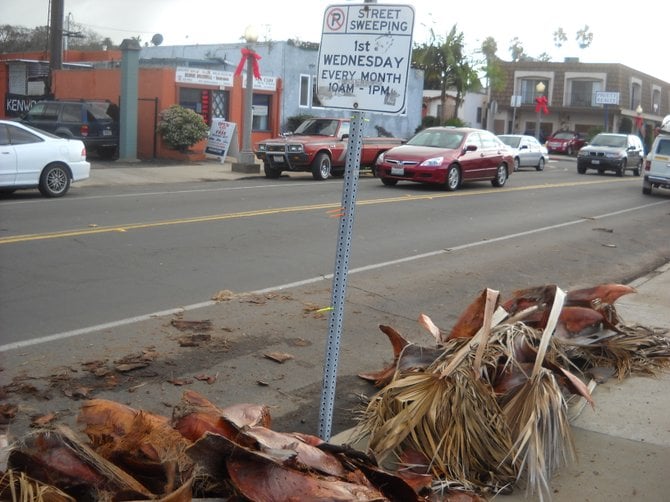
[568, 80, 601, 107]
[520, 79, 547, 105]
[211, 91, 230, 120]
[252, 94, 271, 131]
[299, 75, 310, 107]
[630, 80, 642, 110]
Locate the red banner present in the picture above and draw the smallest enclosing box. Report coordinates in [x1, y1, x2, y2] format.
[535, 95, 549, 115]
[234, 48, 262, 79]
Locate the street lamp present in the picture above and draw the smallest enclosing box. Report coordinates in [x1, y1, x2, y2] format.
[635, 104, 643, 134]
[535, 81, 546, 141]
[233, 25, 260, 173]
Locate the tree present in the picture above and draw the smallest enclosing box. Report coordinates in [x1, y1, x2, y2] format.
[412, 25, 481, 123]
[576, 25, 593, 49]
[0, 23, 114, 53]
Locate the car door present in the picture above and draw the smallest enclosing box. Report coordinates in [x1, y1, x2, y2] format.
[628, 136, 643, 166]
[518, 137, 536, 167]
[459, 132, 485, 180]
[8, 124, 48, 185]
[21, 102, 61, 135]
[479, 131, 505, 177]
[0, 124, 18, 186]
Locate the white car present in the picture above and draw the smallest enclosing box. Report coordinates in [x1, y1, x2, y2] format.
[0, 120, 90, 197]
[497, 134, 548, 171]
[642, 115, 670, 195]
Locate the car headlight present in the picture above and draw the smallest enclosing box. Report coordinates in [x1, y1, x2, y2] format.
[257, 144, 266, 152]
[287, 144, 304, 153]
[376, 152, 385, 164]
[420, 156, 444, 167]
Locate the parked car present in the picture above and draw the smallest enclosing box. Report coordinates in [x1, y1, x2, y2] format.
[497, 134, 548, 171]
[20, 99, 119, 159]
[546, 131, 587, 156]
[642, 116, 670, 195]
[577, 133, 644, 176]
[375, 127, 514, 191]
[0, 120, 90, 197]
[254, 117, 403, 180]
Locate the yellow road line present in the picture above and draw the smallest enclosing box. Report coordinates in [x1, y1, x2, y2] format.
[0, 178, 633, 245]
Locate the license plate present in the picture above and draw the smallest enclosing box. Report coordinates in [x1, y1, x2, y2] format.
[591, 159, 600, 165]
[273, 155, 284, 162]
[102, 130, 112, 136]
[391, 166, 404, 176]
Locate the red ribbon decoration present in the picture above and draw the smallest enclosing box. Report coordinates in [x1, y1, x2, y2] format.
[535, 95, 549, 115]
[235, 48, 262, 79]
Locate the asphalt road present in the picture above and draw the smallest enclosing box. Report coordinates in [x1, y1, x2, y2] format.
[1, 157, 670, 440]
[1, 158, 669, 347]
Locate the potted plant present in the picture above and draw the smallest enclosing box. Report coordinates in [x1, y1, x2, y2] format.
[157, 105, 209, 158]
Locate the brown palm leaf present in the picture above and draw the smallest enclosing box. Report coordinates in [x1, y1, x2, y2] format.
[354, 290, 519, 491]
[569, 324, 670, 378]
[0, 469, 75, 502]
[503, 369, 575, 501]
[501, 286, 576, 501]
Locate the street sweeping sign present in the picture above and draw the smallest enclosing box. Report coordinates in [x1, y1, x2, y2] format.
[316, 3, 414, 113]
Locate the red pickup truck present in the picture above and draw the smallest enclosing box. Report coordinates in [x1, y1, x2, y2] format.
[254, 118, 404, 180]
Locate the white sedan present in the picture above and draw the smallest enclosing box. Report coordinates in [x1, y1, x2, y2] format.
[497, 134, 549, 172]
[0, 120, 90, 197]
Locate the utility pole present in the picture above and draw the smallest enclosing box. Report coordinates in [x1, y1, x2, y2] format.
[49, 0, 64, 71]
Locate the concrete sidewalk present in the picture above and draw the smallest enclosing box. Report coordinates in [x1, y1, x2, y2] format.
[78, 157, 264, 187]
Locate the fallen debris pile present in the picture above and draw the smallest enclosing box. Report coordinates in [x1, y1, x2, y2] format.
[0, 283, 668, 502]
[354, 283, 670, 500]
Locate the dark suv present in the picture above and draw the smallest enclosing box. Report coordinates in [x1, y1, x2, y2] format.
[20, 100, 119, 159]
[576, 133, 644, 176]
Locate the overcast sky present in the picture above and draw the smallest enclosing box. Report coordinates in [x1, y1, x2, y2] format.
[4, 0, 670, 86]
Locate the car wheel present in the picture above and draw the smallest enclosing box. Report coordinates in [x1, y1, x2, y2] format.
[39, 163, 71, 197]
[444, 165, 461, 191]
[577, 165, 586, 174]
[381, 177, 398, 186]
[536, 157, 545, 171]
[633, 160, 642, 177]
[616, 159, 626, 177]
[642, 181, 652, 195]
[263, 161, 282, 179]
[513, 157, 520, 172]
[311, 153, 331, 180]
[491, 164, 508, 187]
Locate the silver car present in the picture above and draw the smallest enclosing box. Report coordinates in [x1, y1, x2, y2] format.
[498, 134, 549, 171]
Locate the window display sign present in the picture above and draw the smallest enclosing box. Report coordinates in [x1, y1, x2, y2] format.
[205, 119, 236, 162]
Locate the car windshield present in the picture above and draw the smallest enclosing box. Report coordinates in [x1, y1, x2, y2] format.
[552, 132, 574, 140]
[498, 136, 521, 148]
[591, 134, 627, 148]
[294, 119, 339, 136]
[407, 129, 464, 149]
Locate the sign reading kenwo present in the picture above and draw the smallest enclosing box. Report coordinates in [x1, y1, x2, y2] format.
[316, 4, 414, 113]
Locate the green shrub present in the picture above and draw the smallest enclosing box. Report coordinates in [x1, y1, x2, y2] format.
[157, 105, 210, 152]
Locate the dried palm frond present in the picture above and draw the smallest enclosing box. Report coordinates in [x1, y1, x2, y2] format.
[503, 368, 575, 501]
[566, 324, 670, 379]
[0, 469, 75, 502]
[501, 286, 576, 502]
[354, 290, 519, 491]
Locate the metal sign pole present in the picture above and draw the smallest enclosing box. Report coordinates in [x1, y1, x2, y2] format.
[317, 110, 365, 440]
